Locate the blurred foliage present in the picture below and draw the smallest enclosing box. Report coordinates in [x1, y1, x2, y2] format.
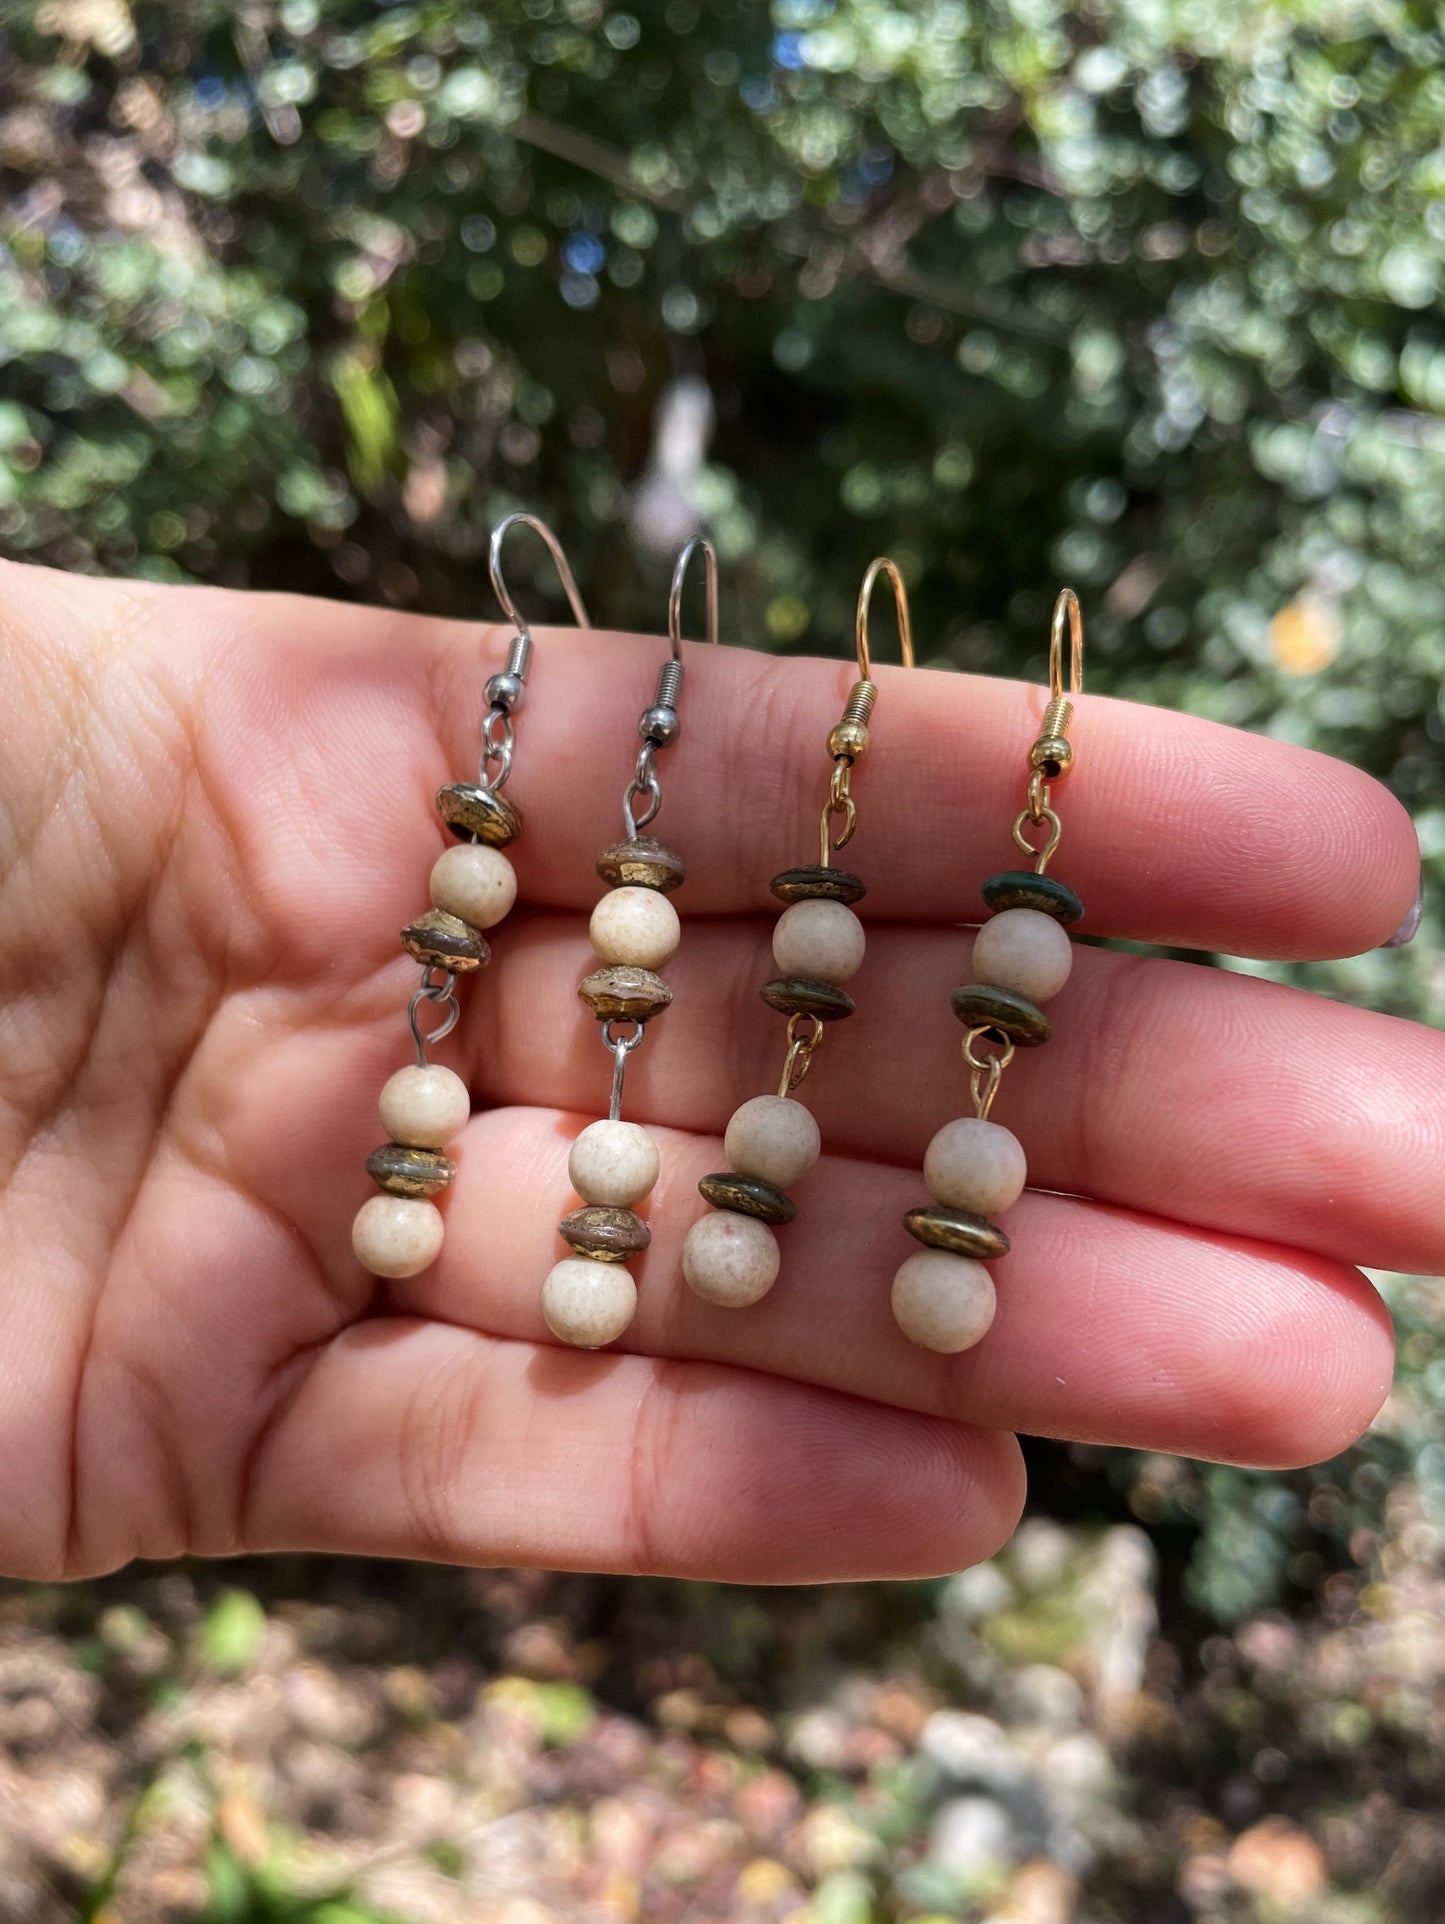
[1, 0, 1443, 1625]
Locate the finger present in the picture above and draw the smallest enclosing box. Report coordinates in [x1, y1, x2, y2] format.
[460, 912, 1445, 1277]
[379, 1106, 1395, 1472]
[242, 1317, 1025, 1582]
[89, 564, 1418, 964]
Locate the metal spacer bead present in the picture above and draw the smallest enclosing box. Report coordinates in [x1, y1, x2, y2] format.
[639, 704, 681, 746]
[485, 671, 525, 715]
[1028, 733, 1073, 777]
[828, 717, 870, 761]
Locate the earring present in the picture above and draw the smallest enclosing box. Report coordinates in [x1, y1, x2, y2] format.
[682, 557, 915, 1308]
[891, 589, 1085, 1352]
[542, 536, 719, 1349]
[351, 514, 591, 1279]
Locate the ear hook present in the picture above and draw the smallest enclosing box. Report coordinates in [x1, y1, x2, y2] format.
[854, 554, 916, 681]
[1017, 587, 1085, 872]
[478, 512, 590, 794]
[667, 534, 719, 660]
[624, 533, 720, 840]
[1049, 586, 1084, 702]
[489, 511, 591, 644]
[819, 557, 916, 865]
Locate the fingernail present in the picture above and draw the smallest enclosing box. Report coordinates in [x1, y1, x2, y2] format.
[1381, 879, 1423, 948]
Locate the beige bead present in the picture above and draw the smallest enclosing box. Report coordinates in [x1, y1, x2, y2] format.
[541, 1258, 638, 1348]
[771, 899, 866, 985]
[724, 1094, 821, 1189]
[682, 1209, 781, 1308]
[971, 907, 1073, 1004]
[352, 1195, 445, 1278]
[891, 1250, 997, 1353]
[923, 1117, 1027, 1216]
[589, 885, 681, 970]
[568, 1119, 660, 1207]
[378, 1064, 470, 1149]
[429, 843, 517, 931]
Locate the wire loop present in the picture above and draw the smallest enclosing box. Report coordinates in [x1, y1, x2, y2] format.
[408, 966, 461, 1066]
[601, 1018, 646, 1121]
[777, 1014, 825, 1097]
[963, 1026, 1015, 1120]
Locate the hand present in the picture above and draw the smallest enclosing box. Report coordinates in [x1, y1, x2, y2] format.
[0, 559, 1433, 1583]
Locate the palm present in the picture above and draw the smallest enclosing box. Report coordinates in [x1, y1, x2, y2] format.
[0, 558, 1436, 1583]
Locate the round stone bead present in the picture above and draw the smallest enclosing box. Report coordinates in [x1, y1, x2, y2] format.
[378, 1064, 470, 1149]
[430, 843, 518, 931]
[589, 886, 681, 970]
[724, 1094, 821, 1189]
[352, 1195, 445, 1279]
[541, 1258, 638, 1348]
[923, 1117, 1027, 1217]
[771, 899, 866, 985]
[682, 1209, 781, 1308]
[971, 908, 1074, 1004]
[891, 1250, 997, 1354]
[568, 1119, 660, 1207]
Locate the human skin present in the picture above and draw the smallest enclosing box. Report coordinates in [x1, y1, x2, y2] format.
[0, 558, 1435, 1584]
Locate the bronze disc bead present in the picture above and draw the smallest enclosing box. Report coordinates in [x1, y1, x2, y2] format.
[950, 982, 1052, 1047]
[595, 837, 687, 894]
[366, 1143, 458, 1198]
[558, 1205, 652, 1263]
[979, 869, 1084, 925]
[436, 782, 523, 847]
[903, 1205, 1010, 1261]
[698, 1172, 797, 1225]
[401, 908, 490, 972]
[769, 865, 867, 907]
[759, 977, 856, 1022]
[577, 965, 673, 1023]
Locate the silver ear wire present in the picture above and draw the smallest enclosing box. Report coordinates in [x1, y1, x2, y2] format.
[479, 513, 590, 791]
[624, 535, 719, 838]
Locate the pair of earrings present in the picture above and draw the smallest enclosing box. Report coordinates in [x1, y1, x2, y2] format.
[348, 514, 715, 1312]
[350, 517, 1086, 1362]
[677, 571, 1084, 1362]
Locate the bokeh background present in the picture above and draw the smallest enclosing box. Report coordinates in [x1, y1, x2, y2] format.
[2, 2, 1445, 1920]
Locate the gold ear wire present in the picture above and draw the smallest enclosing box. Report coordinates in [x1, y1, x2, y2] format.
[854, 554, 916, 682]
[819, 557, 917, 866]
[1015, 587, 1086, 874]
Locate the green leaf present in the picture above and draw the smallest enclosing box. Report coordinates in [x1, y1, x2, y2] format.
[197, 1589, 267, 1677]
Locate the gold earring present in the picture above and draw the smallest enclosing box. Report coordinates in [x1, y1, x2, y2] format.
[892, 589, 1084, 1352]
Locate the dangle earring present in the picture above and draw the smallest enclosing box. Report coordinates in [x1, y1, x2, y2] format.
[351, 514, 591, 1279]
[683, 557, 915, 1308]
[892, 589, 1085, 1352]
[542, 537, 719, 1349]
